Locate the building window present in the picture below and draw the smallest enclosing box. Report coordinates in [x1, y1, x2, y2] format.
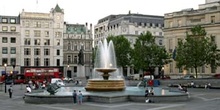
[10, 19, 16, 24]
[2, 26, 8, 31]
[55, 32, 62, 37]
[68, 43, 71, 50]
[34, 58, 40, 66]
[25, 30, 30, 37]
[34, 22, 41, 28]
[34, 48, 40, 55]
[67, 55, 71, 63]
[177, 20, 182, 27]
[10, 26, 16, 32]
[179, 68, 183, 73]
[34, 30, 41, 37]
[10, 47, 16, 54]
[211, 16, 215, 23]
[56, 59, 60, 66]
[57, 49, 60, 55]
[74, 44, 77, 51]
[135, 31, 138, 35]
[2, 47, 8, 54]
[44, 58, 50, 66]
[34, 39, 41, 45]
[44, 39, 50, 45]
[25, 21, 29, 27]
[2, 37, 7, 43]
[24, 39, 31, 45]
[74, 56, 77, 63]
[2, 18, 8, 23]
[45, 31, 49, 37]
[2, 58, 8, 65]
[44, 49, 50, 55]
[10, 58, 16, 65]
[45, 22, 49, 28]
[24, 48, 31, 55]
[24, 58, 30, 66]
[159, 39, 163, 45]
[169, 21, 173, 27]
[11, 38, 16, 43]
[57, 39, 60, 45]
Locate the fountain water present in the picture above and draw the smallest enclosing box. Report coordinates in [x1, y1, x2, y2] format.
[85, 39, 125, 91]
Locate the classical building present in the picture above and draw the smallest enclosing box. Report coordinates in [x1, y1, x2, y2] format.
[164, 0, 220, 77]
[19, 4, 64, 75]
[94, 13, 164, 47]
[94, 12, 164, 76]
[0, 16, 20, 74]
[63, 23, 93, 78]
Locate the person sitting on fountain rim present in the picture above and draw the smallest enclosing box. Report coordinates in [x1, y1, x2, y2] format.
[149, 87, 154, 96]
[145, 88, 149, 98]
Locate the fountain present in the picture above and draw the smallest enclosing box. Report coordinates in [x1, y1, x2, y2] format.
[85, 39, 125, 91]
[23, 39, 190, 104]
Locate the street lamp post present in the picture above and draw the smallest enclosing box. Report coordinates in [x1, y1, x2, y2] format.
[4, 63, 7, 93]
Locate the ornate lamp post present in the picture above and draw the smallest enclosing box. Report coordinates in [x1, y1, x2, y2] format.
[4, 63, 7, 93]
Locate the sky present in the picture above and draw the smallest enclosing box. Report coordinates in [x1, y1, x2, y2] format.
[0, 0, 205, 25]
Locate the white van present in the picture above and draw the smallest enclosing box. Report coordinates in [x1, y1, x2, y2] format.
[51, 78, 65, 86]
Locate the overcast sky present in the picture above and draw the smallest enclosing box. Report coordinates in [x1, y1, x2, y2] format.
[0, 0, 205, 25]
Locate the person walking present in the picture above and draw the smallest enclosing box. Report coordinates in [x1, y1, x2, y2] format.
[8, 85, 13, 98]
[72, 90, 77, 104]
[78, 91, 83, 104]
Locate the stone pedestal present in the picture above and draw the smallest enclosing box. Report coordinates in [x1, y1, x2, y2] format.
[77, 65, 85, 77]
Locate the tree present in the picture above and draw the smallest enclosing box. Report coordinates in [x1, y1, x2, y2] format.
[175, 25, 220, 78]
[107, 35, 132, 68]
[131, 32, 171, 76]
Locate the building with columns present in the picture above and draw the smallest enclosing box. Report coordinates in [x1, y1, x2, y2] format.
[63, 23, 93, 78]
[19, 4, 64, 76]
[94, 12, 164, 77]
[164, 0, 220, 77]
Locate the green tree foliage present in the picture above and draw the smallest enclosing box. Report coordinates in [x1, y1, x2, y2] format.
[107, 35, 132, 67]
[175, 25, 220, 78]
[131, 32, 171, 75]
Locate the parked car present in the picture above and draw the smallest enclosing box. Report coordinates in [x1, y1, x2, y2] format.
[51, 78, 65, 86]
[63, 77, 74, 83]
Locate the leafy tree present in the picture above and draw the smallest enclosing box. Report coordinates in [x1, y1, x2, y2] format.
[131, 32, 171, 76]
[175, 25, 220, 78]
[107, 35, 132, 68]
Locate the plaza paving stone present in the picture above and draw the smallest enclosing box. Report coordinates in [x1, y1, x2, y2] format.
[0, 82, 220, 110]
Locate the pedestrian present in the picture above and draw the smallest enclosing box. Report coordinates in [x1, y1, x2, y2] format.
[8, 85, 13, 98]
[145, 88, 149, 98]
[78, 91, 83, 104]
[26, 85, 32, 93]
[149, 87, 154, 95]
[72, 90, 77, 104]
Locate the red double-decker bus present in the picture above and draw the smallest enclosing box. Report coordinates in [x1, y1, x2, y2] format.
[24, 68, 62, 83]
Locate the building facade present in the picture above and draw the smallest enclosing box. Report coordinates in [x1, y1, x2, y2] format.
[0, 16, 20, 75]
[19, 4, 64, 75]
[63, 23, 93, 78]
[94, 13, 164, 76]
[164, 0, 220, 77]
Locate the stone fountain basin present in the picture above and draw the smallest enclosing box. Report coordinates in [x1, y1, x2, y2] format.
[95, 68, 117, 73]
[23, 87, 189, 104]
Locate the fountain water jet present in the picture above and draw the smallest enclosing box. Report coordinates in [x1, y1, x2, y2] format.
[85, 39, 125, 91]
